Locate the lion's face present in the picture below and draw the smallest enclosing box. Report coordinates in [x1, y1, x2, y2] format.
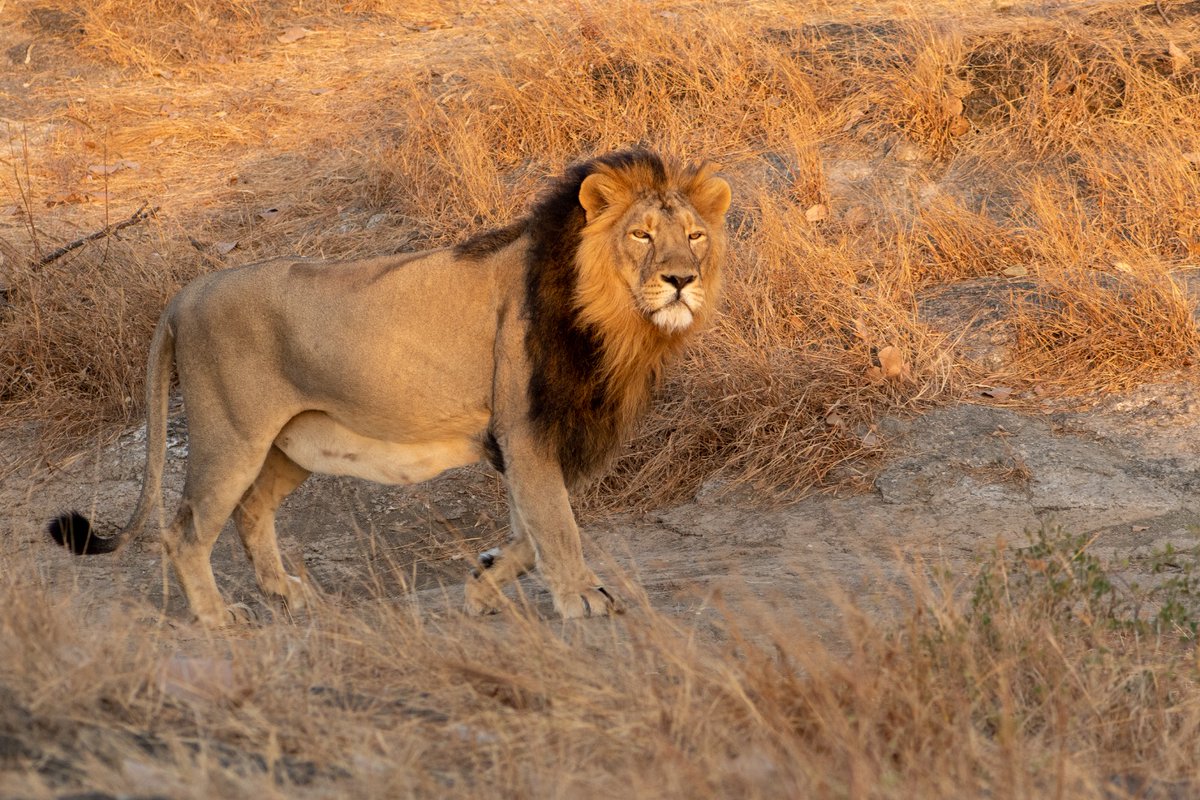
[613, 196, 714, 334]
[576, 160, 731, 340]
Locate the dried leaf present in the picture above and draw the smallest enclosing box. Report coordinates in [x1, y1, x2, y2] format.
[877, 345, 908, 380]
[942, 95, 964, 117]
[214, 241, 238, 255]
[865, 365, 884, 382]
[841, 107, 866, 132]
[87, 160, 138, 176]
[277, 26, 314, 44]
[852, 317, 870, 342]
[1168, 41, 1189, 72]
[45, 191, 91, 206]
[1002, 265, 1028, 277]
[805, 203, 829, 223]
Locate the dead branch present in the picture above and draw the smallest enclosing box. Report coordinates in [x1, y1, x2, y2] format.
[36, 202, 157, 266]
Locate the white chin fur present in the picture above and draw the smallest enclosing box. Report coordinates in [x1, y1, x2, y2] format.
[651, 304, 694, 334]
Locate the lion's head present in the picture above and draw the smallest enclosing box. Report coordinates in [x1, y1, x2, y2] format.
[574, 154, 731, 340]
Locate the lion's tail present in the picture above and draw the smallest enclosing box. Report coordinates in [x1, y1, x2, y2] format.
[49, 311, 176, 555]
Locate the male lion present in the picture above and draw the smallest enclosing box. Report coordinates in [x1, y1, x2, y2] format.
[49, 149, 731, 626]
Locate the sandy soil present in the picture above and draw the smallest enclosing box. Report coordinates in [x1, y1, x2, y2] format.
[5, 369, 1199, 638]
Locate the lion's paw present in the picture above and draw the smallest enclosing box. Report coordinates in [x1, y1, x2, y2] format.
[555, 586, 621, 619]
[267, 575, 311, 617]
[464, 572, 504, 616]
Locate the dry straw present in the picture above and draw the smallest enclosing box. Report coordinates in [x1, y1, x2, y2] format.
[4, 0, 1200, 795]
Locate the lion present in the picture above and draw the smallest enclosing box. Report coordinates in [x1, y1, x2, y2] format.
[48, 149, 731, 627]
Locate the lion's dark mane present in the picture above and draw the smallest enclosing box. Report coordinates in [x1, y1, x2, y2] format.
[524, 151, 667, 486]
[459, 150, 668, 486]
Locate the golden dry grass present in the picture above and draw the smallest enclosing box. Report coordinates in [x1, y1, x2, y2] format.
[4, 0, 1200, 794]
[5, 0, 1199, 498]
[4, 533, 1200, 798]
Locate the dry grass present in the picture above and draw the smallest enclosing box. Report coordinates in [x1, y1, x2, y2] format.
[5, 0, 1200, 497]
[3, 531, 1200, 798]
[4, 2, 1200, 794]
[3, 0, 1200, 497]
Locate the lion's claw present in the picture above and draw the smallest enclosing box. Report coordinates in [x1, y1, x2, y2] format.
[558, 586, 621, 618]
[222, 602, 260, 626]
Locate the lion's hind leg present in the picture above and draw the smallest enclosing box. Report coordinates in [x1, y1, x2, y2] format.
[163, 434, 277, 628]
[233, 445, 311, 615]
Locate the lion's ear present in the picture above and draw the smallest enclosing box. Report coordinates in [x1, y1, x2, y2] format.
[579, 173, 617, 222]
[690, 176, 732, 221]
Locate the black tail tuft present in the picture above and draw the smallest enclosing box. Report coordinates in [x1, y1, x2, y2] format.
[48, 512, 117, 555]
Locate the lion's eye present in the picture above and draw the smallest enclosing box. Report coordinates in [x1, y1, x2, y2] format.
[689, 231, 706, 241]
[630, 230, 651, 241]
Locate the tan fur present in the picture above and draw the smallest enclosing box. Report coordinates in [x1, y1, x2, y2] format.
[74, 152, 730, 627]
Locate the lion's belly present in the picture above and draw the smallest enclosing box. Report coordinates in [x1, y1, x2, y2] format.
[274, 411, 483, 485]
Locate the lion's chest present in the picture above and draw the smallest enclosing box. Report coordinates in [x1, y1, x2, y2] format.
[274, 411, 484, 485]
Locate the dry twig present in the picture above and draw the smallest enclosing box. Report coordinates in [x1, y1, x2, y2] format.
[36, 203, 157, 267]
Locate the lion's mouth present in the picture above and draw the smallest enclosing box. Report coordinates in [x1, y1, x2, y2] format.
[650, 300, 694, 334]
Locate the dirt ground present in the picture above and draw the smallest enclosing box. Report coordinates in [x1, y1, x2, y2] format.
[5, 365, 1199, 639]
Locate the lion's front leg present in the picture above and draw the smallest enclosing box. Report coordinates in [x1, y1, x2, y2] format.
[465, 534, 536, 615]
[499, 442, 620, 619]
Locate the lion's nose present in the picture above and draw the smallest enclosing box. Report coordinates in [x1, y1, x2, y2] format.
[661, 272, 697, 291]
